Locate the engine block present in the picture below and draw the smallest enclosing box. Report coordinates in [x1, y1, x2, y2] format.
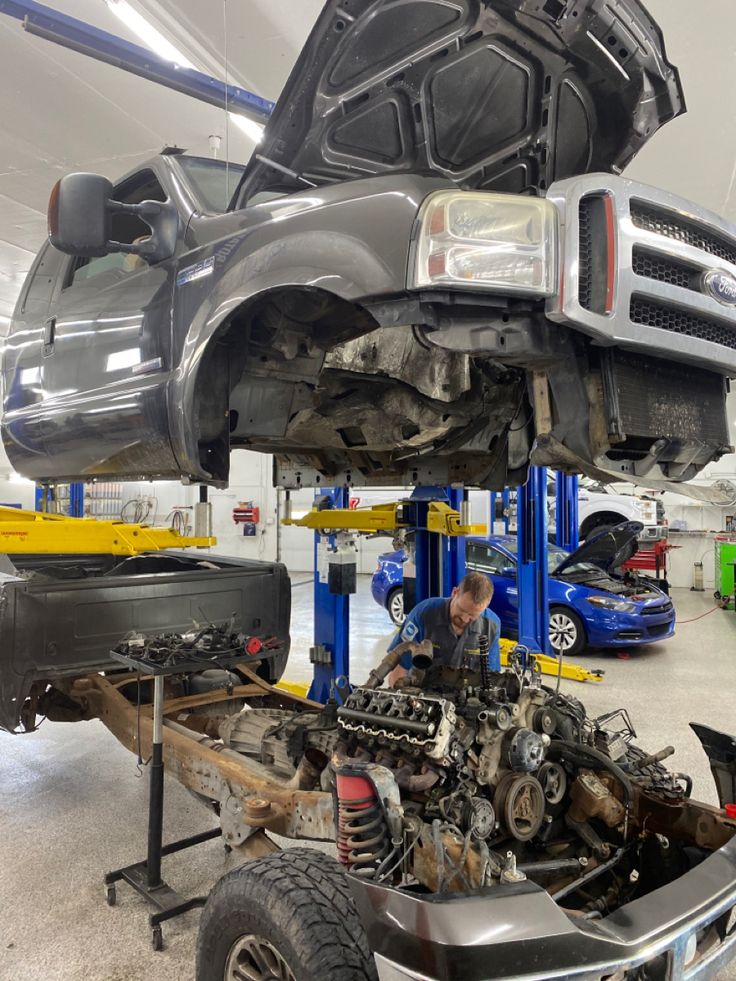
[337, 688, 457, 763]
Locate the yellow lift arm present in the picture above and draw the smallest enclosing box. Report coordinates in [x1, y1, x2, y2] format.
[283, 500, 486, 537]
[499, 638, 603, 683]
[0, 506, 215, 554]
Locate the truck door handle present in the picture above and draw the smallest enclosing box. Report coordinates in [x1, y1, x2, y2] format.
[43, 317, 56, 355]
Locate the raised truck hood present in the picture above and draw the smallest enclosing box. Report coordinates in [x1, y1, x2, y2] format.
[553, 519, 642, 574]
[235, 0, 684, 203]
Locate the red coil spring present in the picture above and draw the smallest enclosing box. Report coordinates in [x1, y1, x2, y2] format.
[335, 773, 391, 877]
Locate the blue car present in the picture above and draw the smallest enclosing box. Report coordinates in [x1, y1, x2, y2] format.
[371, 522, 675, 656]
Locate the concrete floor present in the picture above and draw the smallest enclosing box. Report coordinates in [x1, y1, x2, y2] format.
[1, 579, 735, 981]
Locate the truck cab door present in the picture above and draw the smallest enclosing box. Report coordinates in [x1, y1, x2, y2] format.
[36, 167, 181, 479]
[2, 243, 66, 473]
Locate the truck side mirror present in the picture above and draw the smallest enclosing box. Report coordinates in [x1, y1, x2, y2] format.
[48, 172, 177, 264]
[48, 173, 113, 257]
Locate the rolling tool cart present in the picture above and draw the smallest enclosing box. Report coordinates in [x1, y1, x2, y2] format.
[620, 538, 677, 592]
[715, 538, 736, 610]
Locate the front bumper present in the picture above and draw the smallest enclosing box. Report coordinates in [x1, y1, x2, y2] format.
[350, 836, 736, 980]
[583, 606, 676, 647]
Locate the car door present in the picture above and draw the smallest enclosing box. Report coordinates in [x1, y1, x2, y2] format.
[34, 167, 181, 478]
[466, 541, 518, 630]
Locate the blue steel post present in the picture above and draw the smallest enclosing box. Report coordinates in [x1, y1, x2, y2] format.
[555, 473, 579, 552]
[409, 486, 449, 610]
[444, 487, 466, 595]
[516, 467, 550, 654]
[69, 482, 85, 518]
[309, 487, 350, 704]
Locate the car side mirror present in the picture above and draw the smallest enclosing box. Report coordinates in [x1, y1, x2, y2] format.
[48, 173, 177, 264]
[501, 565, 516, 577]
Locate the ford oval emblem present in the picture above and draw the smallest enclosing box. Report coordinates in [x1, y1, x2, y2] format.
[704, 269, 736, 306]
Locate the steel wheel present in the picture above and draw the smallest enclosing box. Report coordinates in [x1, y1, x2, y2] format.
[387, 588, 405, 626]
[225, 935, 295, 981]
[548, 607, 585, 656]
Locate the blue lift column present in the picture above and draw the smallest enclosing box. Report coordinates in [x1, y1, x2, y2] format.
[309, 487, 351, 704]
[69, 482, 85, 518]
[444, 487, 467, 597]
[555, 473, 579, 552]
[516, 467, 551, 654]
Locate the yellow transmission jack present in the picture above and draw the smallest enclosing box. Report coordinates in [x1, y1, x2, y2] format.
[0, 505, 215, 555]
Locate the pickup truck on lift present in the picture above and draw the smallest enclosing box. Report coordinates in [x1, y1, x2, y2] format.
[4, 2, 736, 980]
[3, 0, 736, 504]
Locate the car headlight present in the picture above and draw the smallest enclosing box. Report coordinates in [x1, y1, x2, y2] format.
[411, 190, 557, 296]
[586, 595, 637, 613]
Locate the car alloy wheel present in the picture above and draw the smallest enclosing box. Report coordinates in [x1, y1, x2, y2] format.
[549, 609, 583, 655]
[388, 588, 405, 626]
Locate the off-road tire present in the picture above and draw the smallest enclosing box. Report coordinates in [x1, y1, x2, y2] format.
[196, 848, 377, 981]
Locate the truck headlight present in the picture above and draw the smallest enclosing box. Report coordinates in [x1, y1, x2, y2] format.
[411, 190, 557, 296]
[587, 596, 637, 613]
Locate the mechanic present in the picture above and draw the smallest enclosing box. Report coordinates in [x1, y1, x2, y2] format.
[387, 572, 501, 686]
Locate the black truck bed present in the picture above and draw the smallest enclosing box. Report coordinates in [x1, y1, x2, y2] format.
[0, 550, 290, 733]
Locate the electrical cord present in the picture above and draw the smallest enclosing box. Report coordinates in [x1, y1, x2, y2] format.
[677, 600, 729, 623]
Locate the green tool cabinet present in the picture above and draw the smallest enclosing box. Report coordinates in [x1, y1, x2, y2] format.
[715, 539, 736, 609]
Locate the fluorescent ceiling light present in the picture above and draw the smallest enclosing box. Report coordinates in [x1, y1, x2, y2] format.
[105, 0, 195, 69]
[229, 113, 265, 144]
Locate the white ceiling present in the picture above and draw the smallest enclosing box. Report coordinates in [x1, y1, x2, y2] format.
[0, 0, 733, 324]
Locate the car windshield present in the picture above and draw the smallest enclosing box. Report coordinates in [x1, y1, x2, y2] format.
[497, 540, 603, 576]
[176, 157, 246, 212]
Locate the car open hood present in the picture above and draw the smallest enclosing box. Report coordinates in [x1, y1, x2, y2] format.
[553, 520, 642, 575]
[234, 0, 684, 204]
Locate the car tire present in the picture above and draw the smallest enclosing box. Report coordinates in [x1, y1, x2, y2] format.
[549, 607, 586, 657]
[387, 587, 405, 626]
[196, 848, 377, 981]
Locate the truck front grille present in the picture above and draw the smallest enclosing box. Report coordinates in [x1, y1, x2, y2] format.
[578, 197, 593, 310]
[630, 297, 736, 351]
[547, 174, 736, 374]
[631, 248, 700, 293]
[630, 202, 736, 265]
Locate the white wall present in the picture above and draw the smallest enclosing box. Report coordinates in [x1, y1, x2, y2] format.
[207, 450, 278, 563]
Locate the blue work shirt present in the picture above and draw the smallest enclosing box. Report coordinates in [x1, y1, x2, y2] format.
[388, 597, 501, 672]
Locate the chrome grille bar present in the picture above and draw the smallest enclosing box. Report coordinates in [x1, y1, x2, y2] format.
[546, 174, 736, 375]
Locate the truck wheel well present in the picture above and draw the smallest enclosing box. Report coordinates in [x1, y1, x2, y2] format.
[580, 511, 626, 541]
[193, 287, 378, 483]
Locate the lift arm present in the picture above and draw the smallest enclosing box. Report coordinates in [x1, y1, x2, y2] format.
[0, 506, 215, 554]
[283, 500, 486, 537]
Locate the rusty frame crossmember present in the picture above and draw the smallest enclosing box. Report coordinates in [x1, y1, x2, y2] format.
[70, 667, 336, 846]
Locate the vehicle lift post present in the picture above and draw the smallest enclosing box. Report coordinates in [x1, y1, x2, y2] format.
[309, 487, 351, 704]
[307, 486, 475, 702]
[555, 473, 579, 552]
[516, 467, 551, 654]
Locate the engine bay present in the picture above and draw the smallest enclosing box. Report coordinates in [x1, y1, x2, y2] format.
[171, 644, 736, 917]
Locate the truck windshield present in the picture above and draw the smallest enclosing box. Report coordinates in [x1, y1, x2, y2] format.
[176, 157, 246, 213]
